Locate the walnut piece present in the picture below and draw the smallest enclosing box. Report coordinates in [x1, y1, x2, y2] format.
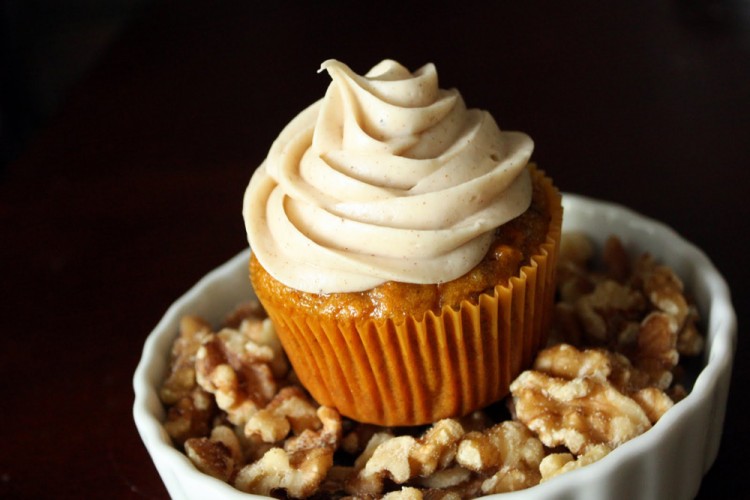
[348, 419, 465, 496]
[239, 316, 290, 379]
[456, 421, 545, 494]
[575, 279, 646, 344]
[382, 487, 425, 499]
[184, 425, 243, 482]
[635, 311, 679, 389]
[160, 315, 212, 405]
[510, 363, 652, 454]
[233, 446, 333, 498]
[511, 341, 678, 460]
[631, 387, 675, 424]
[641, 262, 689, 326]
[678, 306, 705, 356]
[553, 234, 704, 369]
[244, 386, 320, 443]
[162, 387, 215, 445]
[233, 406, 342, 498]
[532, 343, 611, 381]
[195, 327, 277, 427]
[539, 443, 612, 482]
[185, 437, 236, 482]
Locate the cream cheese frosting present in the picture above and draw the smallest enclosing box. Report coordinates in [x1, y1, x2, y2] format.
[243, 59, 534, 294]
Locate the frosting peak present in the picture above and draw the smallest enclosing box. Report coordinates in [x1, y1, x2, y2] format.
[244, 59, 534, 293]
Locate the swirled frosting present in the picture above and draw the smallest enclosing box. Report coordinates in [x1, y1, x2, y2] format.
[243, 59, 534, 294]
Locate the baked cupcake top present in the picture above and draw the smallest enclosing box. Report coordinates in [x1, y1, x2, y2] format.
[244, 59, 533, 294]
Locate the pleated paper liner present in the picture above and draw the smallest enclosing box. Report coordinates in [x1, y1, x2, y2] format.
[254, 169, 562, 426]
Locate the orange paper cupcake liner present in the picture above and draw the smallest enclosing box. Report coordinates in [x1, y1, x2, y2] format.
[256, 170, 562, 426]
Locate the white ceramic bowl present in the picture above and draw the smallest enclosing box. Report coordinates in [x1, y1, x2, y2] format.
[133, 193, 736, 500]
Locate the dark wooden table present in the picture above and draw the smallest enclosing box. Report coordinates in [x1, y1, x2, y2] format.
[2, 1, 748, 498]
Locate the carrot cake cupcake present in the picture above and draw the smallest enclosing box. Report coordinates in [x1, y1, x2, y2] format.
[243, 59, 562, 425]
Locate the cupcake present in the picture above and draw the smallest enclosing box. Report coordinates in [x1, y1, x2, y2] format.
[243, 59, 562, 426]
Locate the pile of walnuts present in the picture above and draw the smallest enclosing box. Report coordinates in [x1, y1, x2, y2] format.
[159, 234, 704, 498]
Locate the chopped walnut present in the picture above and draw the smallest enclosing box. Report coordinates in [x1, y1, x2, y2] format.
[516, 343, 677, 452]
[641, 263, 689, 326]
[615, 321, 641, 352]
[183, 425, 244, 483]
[195, 327, 277, 427]
[244, 386, 320, 443]
[353, 436, 415, 493]
[160, 315, 212, 405]
[233, 406, 341, 498]
[532, 343, 611, 382]
[634, 253, 705, 360]
[456, 421, 543, 474]
[209, 425, 243, 463]
[352, 431, 394, 470]
[556, 232, 597, 304]
[185, 436, 236, 483]
[605, 349, 657, 395]
[554, 235, 704, 370]
[510, 368, 652, 455]
[240, 317, 289, 379]
[602, 235, 631, 282]
[382, 487, 425, 499]
[234, 446, 333, 498]
[575, 280, 646, 344]
[678, 306, 705, 356]
[284, 406, 342, 455]
[348, 419, 465, 496]
[539, 443, 612, 482]
[163, 387, 215, 445]
[534, 343, 658, 397]
[631, 387, 674, 424]
[456, 421, 544, 494]
[635, 312, 679, 389]
[410, 419, 466, 476]
[481, 466, 539, 495]
[415, 467, 472, 489]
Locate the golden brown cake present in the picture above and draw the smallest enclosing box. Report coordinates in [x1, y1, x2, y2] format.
[243, 59, 563, 425]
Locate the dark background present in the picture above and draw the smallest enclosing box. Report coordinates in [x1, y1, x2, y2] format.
[1, 1, 748, 498]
